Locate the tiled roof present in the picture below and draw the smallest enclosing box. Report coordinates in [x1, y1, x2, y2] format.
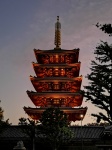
[71, 126, 104, 140]
[0, 125, 104, 141]
[0, 126, 28, 139]
[100, 125, 112, 139]
[105, 125, 112, 132]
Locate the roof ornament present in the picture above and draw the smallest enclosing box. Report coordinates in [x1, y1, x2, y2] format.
[54, 16, 61, 49]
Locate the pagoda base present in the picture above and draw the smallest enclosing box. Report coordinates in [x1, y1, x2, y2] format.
[24, 106, 87, 122]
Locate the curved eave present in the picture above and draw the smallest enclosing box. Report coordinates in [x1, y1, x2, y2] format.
[27, 91, 83, 97]
[30, 76, 82, 93]
[32, 62, 81, 78]
[26, 91, 83, 107]
[24, 107, 87, 122]
[34, 49, 79, 63]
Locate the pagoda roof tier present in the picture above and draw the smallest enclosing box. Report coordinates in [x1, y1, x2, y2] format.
[32, 62, 80, 78]
[26, 91, 83, 107]
[34, 49, 79, 64]
[32, 62, 81, 68]
[34, 48, 79, 54]
[30, 76, 82, 92]
[24, 106, 87, 122]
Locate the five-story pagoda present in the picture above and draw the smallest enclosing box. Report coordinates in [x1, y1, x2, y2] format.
[24, 16, 87, 122]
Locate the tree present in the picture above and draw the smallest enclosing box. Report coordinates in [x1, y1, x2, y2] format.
[96, 23, 112, 36]
[84, 23, 112, 124]
[18, 117, 38, 150]
[0, 101, 3, 121]
[85, 122, 110, 127]
[38, 107, 74, 150]
[0, 101, 11, 133]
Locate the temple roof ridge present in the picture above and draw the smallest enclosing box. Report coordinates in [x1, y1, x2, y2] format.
[34, 48, 79, 53]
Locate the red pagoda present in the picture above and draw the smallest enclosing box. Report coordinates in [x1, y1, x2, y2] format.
[24, 16, 87, 122]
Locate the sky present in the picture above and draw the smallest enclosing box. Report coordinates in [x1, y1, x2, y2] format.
[0, 0, 112, 125]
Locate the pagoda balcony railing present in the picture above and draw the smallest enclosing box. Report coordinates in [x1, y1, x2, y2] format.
[26, 90, 83, 107]
[33, 67, 80, 78]
[34, 49, 79, 64]
[31, 81, 82, 92]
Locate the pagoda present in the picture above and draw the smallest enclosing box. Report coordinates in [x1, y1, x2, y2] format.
[24, 16, 87, 122]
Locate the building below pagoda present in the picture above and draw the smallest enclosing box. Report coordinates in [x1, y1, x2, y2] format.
[24, 16, 87, 122]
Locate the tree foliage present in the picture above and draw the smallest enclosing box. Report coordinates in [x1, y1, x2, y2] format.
[18, 117, 38, 138]
[0, 101, 11, 133]
[84, 23, 112, 124]
[96, 23, 112, 36]
[18, 117, 39, 150]
[0, 103, 3, 121]
[85, 122, 110, 127]
[38, 107, 74, 150]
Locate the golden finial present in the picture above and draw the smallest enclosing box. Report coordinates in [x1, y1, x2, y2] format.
[54, 16, 61, 49]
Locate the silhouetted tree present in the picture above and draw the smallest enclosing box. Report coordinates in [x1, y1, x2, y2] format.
[0, 101, 3, 121]
[0, 101, 11, 133]
[18, 117, 38, 150]
[38, 107, 74, 150]
[96, 23, 112, 36]
[84, 23, 112, 124]
[85, 122, 109, 127]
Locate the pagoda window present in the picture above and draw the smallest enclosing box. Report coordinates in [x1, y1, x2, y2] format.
[65, 55, 70, 64]
[60, 55, 64, 63]
[48, 83, 52, 90]
[60, 98, 65, 105]
[47, 68, 53, 77]
[66, 68, 71, 77]
[61, 82, 65, 91]
[55, 54, 59, 63]
[53, 55, 59, 63]
[60, 68, 65, 76]
[53, 82, 60, 90]
[50, 55, 53, 63]
[53, 68, 59, 76]
[53, 99, 59, 104]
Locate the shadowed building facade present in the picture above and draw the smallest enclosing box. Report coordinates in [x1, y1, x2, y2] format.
[24, 16, 87, 122]
[0, 125, 112, 150]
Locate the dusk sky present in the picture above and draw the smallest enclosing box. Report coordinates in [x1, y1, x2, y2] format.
[0, 0, 112, 125]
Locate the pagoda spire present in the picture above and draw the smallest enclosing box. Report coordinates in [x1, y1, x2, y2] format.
[54, 16, 61, 49]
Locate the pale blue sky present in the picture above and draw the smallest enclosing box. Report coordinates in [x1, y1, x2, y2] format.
[0, 0, 112, 125]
